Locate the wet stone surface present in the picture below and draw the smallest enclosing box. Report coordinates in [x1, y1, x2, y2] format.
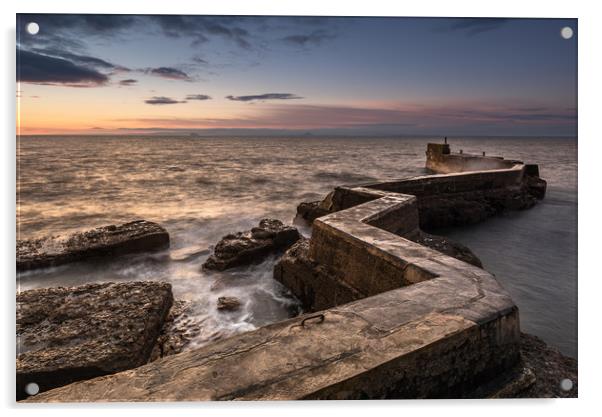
[149, 300, 201, 362]
[16, 281, 173, 399]
[217, 296, 242, 311]
[17, 220, 170, 271]
[203, 219, 301, 271]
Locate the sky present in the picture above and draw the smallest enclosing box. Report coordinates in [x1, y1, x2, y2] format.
[16, 14, 577, 136]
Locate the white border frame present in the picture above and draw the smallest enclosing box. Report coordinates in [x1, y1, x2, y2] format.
[2, 1, 598, 416]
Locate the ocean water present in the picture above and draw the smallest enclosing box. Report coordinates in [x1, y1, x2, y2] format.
[16, 136, 577, 357]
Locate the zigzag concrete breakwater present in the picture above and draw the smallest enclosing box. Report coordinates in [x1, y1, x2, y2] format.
[27, 144, 547, 401]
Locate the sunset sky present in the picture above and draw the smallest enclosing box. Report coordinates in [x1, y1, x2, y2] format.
[16, 14, 577, 136]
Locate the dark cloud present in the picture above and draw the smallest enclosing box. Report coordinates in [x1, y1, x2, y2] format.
[17, 49, 108, 86]
[191, 56, 209, 65]
[18, 14, 136, 35]
[28, 47, 124, 71]
[150, 15, 253, 49]
[441, 18, 510, 36]
[119, 79, 138, 86]
[17, 15, 132, 84]
[226, 93, 303, 102]
[17, 14, 137, 58]
[281, 30, 336, 47]
[186, 94, 211, 100]
[17, 14, 336, 60]
[144, 96, 185, 105]
[146, 67, 191, 81]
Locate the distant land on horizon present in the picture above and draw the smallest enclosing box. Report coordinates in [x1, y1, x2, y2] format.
[16, 130, 577, 139]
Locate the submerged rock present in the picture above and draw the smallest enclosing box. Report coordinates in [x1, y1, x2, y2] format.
[217, 296, 242, 311]
[16, 281, 173, 399]
[169, 245, 210, 262]
[411, 231, 483, 268]
[17, 220, 170, 271]
[203, 219, 300, 271]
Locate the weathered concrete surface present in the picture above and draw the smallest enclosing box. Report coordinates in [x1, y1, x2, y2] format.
[17, 220, 170, 271]
[331, 167, 546, 230]
[203, 219, 300, 271]
[26, 182, 521, 402]
[297, 147, 546, 229]
[426, 143, 517, 174]
[275, 231, 482, 312]
[21, 145, 552, 402]
[25, 289, 519, 401]
[274, 238, 364, 312]
[17, 281, 173, 399]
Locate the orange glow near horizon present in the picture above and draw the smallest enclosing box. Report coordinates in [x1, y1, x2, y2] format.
[16, 84, 577, 136]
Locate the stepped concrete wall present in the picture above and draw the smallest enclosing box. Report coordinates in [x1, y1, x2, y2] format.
[27, 144, 540, 402]
[426, 142, 518, 174]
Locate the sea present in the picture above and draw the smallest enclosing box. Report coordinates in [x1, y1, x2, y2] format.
[16, 135, 578, 358]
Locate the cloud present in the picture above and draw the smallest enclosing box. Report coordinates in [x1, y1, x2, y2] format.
[186, 94, 211, 100]
[17, 14, 137, 58]
[28, 48, 122, 70]
[145, 67, 191, 81]
[18, 14, 136, 35]
[440, 18, 509, 36]
[226, 93, 303, 102]
[150, 15, 254, 49]
[191, 56, 209, 65]
[17, 49, 108, 86]
[281, 30, 336, 47]
[144, 96, 186, 105]
[119, 79, 138, 86]
[117, 102, 576, 135]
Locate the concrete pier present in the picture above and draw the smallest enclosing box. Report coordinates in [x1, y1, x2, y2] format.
[25, 144, 546, 401]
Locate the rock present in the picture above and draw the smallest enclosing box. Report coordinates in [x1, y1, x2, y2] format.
[203, 219, 300, 271]
[217, 296, 242, 311]
[17, 220, 170, 271]
[410, 231, 483, 268]
[295, 192, 334, 223]
[149, 300, 202, 362]
[296, 201, 328, 223]
[512, 333, 577, 398]
[16, 281, 173, 399]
